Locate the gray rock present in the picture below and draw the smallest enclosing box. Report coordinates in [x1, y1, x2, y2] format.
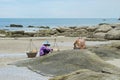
[86, 26, 97, 32]
[93, 32, 107, 38]
[95, 24, 112, 33]
[50, 69, 120, 80]
[105, 29, 120, 40]
[14, 50, 120, 76]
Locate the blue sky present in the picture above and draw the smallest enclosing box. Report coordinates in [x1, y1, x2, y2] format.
[0, 0, 120, 18]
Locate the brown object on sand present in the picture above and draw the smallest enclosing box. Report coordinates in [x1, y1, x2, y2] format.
[26, 39, 38, 58]
[26, 51, 37, 58]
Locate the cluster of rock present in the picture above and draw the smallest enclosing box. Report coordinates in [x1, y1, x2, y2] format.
[48, 23, 120, 40]
[27, 23, 120, 40]
[0, 30, 34, 37]
[28, 25, 50, 29]
[0, 23, 120, 40]
[6, 24, 50, 29]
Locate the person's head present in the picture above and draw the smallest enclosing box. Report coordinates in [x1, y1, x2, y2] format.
[43, 41, 50, 46]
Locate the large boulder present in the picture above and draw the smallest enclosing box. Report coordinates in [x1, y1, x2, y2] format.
[105, 29, 120, 40]
[93, 32, 107, 38]
[95, 24, 112, 33]
[14, 50, 120, 76]
[75, 29, 88, 37]
[86, 26, 97, 32]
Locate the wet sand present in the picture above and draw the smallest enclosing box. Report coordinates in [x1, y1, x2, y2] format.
[0, 53, 51, 80]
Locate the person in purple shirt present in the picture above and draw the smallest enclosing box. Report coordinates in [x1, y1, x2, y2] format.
[39, 41, 53, 56]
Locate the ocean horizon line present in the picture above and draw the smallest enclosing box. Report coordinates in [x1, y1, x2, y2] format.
[0, 18, 118, 19]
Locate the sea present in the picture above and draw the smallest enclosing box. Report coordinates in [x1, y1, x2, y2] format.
[0, 18, 120, 32]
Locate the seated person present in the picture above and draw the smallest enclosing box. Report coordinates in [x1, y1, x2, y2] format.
[73, 37, 86, 49]
[39, 41, 53, 56]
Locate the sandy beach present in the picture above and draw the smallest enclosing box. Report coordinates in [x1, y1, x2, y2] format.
[0, 37, 113, 53]
[0, 37, 119, 80]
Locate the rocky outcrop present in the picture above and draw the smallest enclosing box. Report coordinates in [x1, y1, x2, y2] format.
[50, 69, 120, 80]
[86, 26, 97, 32]
[0, 30, 6, 37]
[105, 29, 120, 40]
[6, 31, 37, 37]
[1, 23, 120, 40]
[93, 32, 107, 38]
[10, 24, 23, 27]
[95, 24, 112, 33]
[52, 24, 120, 40]
[14, 49, 120, 76]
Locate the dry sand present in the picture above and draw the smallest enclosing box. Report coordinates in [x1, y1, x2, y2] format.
[0, 37, 117, 80]
[0, 37, 112, 53]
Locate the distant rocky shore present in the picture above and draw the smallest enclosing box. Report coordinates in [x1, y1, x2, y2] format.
[0, 23, 120, 40]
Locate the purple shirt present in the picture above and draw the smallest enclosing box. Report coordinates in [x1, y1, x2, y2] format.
[39, 45, 51, 56]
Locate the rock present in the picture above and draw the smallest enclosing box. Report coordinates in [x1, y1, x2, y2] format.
[28, 25, 35, 28]
[6, 31, 25, 37]
[11, 34, 24, 37]
[106, 42, 120, 49]
[0, 30, 6, 34]
[56, 28, 68, 33]
[98, 23, 110, 26]
[0, 34, 6, 37]
[95, 24, 112, 33]
[105, 29, 120, 40]
[88, 47, 120, 60]
[14, 50, 120, 76]
[50, 69, 120, 80]
[10, 24, 23, 27]
[110, 23, 120, 29]
[37, 30, 52, 37]
[75, 29, 88, 37]
[93, 32, 107, 38]
[86, 26, 97, 32]
[11, 31, 24, 34]
[39, 26, 50, 29]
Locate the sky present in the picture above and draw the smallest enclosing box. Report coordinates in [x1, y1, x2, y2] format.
[0, 0, 120, 18]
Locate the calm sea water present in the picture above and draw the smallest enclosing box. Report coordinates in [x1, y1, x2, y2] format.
[0, 18, 119, 32]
